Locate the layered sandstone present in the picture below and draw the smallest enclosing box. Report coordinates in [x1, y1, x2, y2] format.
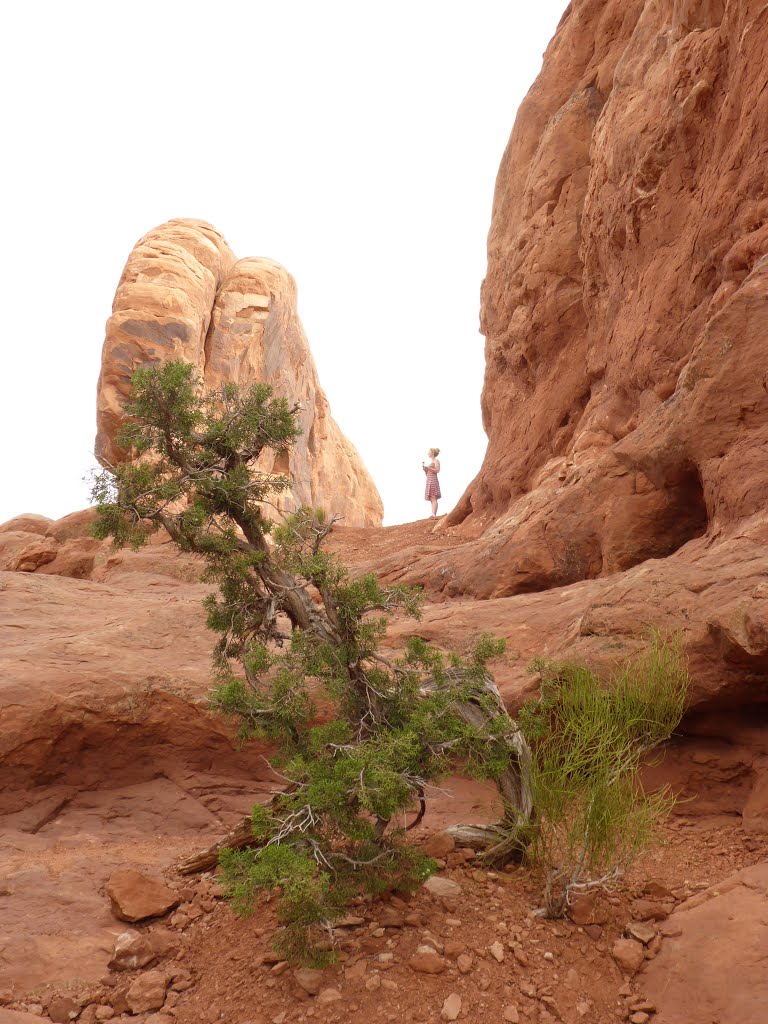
[436, 0, 768, 602]
[96, 219, 382, 527]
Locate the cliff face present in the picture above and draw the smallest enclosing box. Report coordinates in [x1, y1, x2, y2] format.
[447, 0, 768, 596]
[96, 219, 383, 527]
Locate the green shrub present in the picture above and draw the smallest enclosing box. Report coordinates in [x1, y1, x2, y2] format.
[518, 633, 688, 917]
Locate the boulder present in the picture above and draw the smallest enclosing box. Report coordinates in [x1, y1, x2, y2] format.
[106, 869, 178, 922]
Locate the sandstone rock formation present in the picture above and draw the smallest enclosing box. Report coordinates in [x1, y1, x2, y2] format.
[365, 1, 768, 748]
[96, 219, 382, 527]
[438, 0, 768, 598]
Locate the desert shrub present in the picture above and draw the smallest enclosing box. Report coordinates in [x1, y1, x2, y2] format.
[91, 361, 531, 963]
[517, 633, 688, 917]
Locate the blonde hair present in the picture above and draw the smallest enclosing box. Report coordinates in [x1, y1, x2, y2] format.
[429, 447, 441, 458]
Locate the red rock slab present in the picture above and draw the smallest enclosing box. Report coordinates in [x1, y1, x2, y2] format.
[106, 869, 179, 922]
[643, 861, 768, 1024]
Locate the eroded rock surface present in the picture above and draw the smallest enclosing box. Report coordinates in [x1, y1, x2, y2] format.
[434, 0, 768, 603]
[96, 218, 382, 527]
[643, 861, 768, 1024]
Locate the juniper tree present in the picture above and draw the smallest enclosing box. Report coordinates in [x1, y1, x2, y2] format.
[91, 361, 534, 963]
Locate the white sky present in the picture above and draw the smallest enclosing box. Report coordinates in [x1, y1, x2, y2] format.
[1, 0, 564, 527]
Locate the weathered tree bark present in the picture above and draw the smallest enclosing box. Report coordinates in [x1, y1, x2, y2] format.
[177, 816, 256, 875]
[176, 669, 534, 875]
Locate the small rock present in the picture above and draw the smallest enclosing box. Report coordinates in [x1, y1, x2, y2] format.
[444, 940, 464, 959]
[659, 920, 683, 937]
[94, 1008, 115, 1021]
[148, 927, 182, 958]
[629, 1015, 650, 1024]
[583, 924, 603, 940]
[626, 921, 656, 945]
[642, 881, 674, 900]
[513, 946, 529, 967]
[169, 912, 189, 930]
[106, 986, 129, 1015]
[106, 870, 178, 923]
[337, 914, 366, 927]
[540, 995, 561, 1018]
[409, 947, 446, 974]
[365, 975, 381, 992]
[378, 907, 404, 928]
[440, 994, 461, 1022]
[47, 996, 83, 1023]
[565, 968, 579, 988]
[125, 970, 169, 1014]
[423, 876, 462, 899]
[489, 941, 505, 963]
[630, 899, 668, 922]
[169, 968, 193, 993]
[611, 938, 646, 976]
[179, 902, 204, 921]
[628, 999, 656, 1012]
[503, 1006, 520, 1023]
[345, 961, 367, 981]
[294, 968, 324, 996]
[316, 988, 342, 1005]
[568, 892, 604, 926]
[457, 954, 473, 974]
[108, 930, 156, 971]
[422, 833, 456, 859]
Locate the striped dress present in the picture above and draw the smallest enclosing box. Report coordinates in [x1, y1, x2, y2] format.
[424, 461, 441, 501]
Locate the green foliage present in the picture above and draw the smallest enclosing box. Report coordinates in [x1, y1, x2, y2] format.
[92, 361, 513, 962]
[518, 633, 689, 916]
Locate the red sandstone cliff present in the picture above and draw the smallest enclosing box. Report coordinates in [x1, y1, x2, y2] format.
[441, 0, 768, 592]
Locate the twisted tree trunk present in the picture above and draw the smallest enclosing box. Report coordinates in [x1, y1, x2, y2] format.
[176, 670, 534, 875]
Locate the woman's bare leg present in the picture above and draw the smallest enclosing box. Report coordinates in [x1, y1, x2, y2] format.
[430, 498, 438, 517]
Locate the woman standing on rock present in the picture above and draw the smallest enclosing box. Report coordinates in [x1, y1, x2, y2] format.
[422, 448, 441, 519]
